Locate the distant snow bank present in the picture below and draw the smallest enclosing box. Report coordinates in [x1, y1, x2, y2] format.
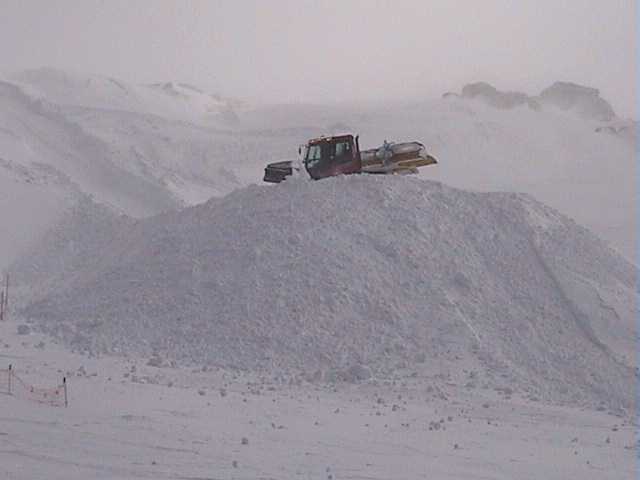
[13, 175, 637, 412]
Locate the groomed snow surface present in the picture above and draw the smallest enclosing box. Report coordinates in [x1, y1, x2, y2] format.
[0, 314, 636, 480]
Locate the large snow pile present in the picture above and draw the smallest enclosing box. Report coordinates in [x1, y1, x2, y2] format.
[14, 175, 637, 411]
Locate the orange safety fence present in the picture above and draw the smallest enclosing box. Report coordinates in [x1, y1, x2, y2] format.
[0, 367, 8, 394]
[1, 365, 67, 407]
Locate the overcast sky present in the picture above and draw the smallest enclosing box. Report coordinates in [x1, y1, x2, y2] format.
[1, 0, 637, 116]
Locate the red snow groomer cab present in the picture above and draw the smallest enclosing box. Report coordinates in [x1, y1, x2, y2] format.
[263, 134, 437, 183]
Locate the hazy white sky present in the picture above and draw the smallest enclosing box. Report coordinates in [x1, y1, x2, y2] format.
[1, 0, 637, 116]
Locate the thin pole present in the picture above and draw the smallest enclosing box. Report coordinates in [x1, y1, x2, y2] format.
[4, 273, 8, 311]
[8, 364, 11, 395]
[0, 290, 4, 321]
[63, 377, 67, 408]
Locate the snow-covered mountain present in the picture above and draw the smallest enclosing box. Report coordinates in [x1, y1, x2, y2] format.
[9, 67, 237, 123]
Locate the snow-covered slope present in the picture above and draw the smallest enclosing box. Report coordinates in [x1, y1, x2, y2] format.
[0, 161, 74, 269]
[58, 107, 289, 203]
[0, 69, 247, 270]
[0, 79, 177, 214]
[10, 67, 236, 123]
[0, 68, 250, 208]
[0, 77, 178, 268]
[14, 176, 637, 412]
[0, 68, 299, 226]
[0, 68, 635, 274]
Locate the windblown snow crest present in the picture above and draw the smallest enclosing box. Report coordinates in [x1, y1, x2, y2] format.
[14, 176, 637, 411]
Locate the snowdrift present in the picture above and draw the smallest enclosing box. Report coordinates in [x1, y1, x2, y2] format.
[14, 176, 637, 411]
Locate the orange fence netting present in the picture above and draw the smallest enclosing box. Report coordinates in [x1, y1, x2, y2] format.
[1, 365, 67, 407]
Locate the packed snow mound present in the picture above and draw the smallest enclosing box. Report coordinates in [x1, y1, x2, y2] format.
[14, 176, 637, 411]
[0, 161, 76, 269]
